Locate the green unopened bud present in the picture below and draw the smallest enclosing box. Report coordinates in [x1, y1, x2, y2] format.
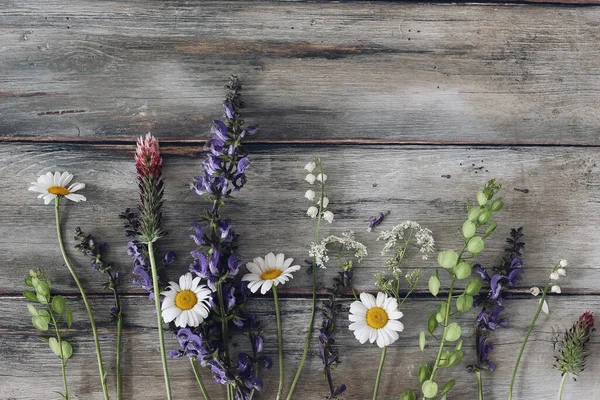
[477, 209, 491, 225]
[484, 222, 497, 237]
[462, 220, 476, 239]
[491, 198, 504, 212]
[476, 190, 488, 206]
[467, 236, 485, 254]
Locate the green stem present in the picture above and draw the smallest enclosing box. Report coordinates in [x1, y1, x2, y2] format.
[54, 198, 109, 400]
[508, 281, 551, 400]
[373, 346, 387, 400]
[476, 370, 483, 400]
[273, 286, 284, 400]
[557, 373, 568, 400]
[49, 306, 69, 400]
[147, 241, 172, 400]
[428, 276, 457, 388]
[286, 160, 325, 400]
[351, 285, 359, 301]
[217, 281, 233, 400]
[190, 357, 211, 400]
[116, 311, 123, 400]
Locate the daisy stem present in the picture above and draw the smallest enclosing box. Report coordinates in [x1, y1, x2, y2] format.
[54, 198, 109, 400]
[508, 280, 551, 400]
[273, 286, 284, 400]
[373, 346, 387, 400]
[190, 357, 211, 400]
[476, 369, 483, 400]
[216, 281, 233, 400]
[49, 304, 69, 400]
[147, 241, 173, 400]
[286, 159, 324, 400]
[557, 373, 568, 400]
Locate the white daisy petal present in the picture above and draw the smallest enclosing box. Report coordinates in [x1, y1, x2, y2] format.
[248, 280, 263, 293]
[68, 182, 85, 192]
[44, 194, 56, 204]
[350, 301, 367, 316]
[266, 253, 277, 268]
[376, 292, 386, 307]
[65, 193, 86, 202]
[246, 262, 262, 275]
[283, 258, 294, 269]
[162, 306, 181, 323]
[388, 311, 404, 320]
[261, 279, 274, 295]
[275, 253, 285, 268]
[368, 327, 378, 343]
[386, 320, 405, 332]
[360, 292, 376, 309]
[254, 257, 266, 272]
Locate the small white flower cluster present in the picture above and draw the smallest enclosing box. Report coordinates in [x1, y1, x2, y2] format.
[377, 221, 435, 260]
[549, 259, 568, 294]
[309, 231, 368, 269]
[304, 160, 334, 223]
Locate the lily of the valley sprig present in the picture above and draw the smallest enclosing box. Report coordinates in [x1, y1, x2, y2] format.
[286, 157, 330, 400]
[405, 179, 504, 400]
[468, 227, 525, 400]
[243, 253, 301, 400]
[74, 228, 124, 400]
[23, 269, 74, 400]
[555, 311, 594, 400]
[28, 172, 110, 400]
[508, 258, 569, 400]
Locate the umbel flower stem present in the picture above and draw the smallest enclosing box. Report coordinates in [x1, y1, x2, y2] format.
[54, 198, 109, 400]
[373, 346, 387, 400]
[557, 373, 567, 400]
[190, 357, 211, 400]
[508, 280, 551, 400]
[147, 241, 172, 400]
[286, 159, 325, 400]
[273, 286, 284, 400]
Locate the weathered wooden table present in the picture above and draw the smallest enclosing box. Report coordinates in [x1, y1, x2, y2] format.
[2, 1, 600, 399]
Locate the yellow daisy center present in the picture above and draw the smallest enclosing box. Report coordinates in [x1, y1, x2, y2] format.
[48, 186, 70, 196]
[366, 307, 389, 329]
[261, 269, 282, 280]
[175, 289, 198, 310]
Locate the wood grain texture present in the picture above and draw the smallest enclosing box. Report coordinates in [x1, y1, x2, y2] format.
[2, 1, 600, 144]
[2, 295, 599, 400]
[2, 143, 599, 296]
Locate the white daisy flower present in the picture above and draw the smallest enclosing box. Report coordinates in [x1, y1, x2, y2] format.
[349, 292, 404, 348]
[160, 273, 211, 328]
[29, 171, 86, 204]
[242, 253, 301, 295]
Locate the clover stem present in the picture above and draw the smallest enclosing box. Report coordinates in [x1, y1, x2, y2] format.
[557, 373, 568, 400]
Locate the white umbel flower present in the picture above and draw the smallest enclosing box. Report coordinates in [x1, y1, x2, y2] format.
[349, 292, 404, 348]
[161, 273, 211, 328]
[242, 252, 301, 295]
[29, 171, 86, 204]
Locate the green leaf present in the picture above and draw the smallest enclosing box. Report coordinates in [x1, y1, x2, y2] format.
[419, 331, 426, 351]
[61, 341, 73, 360]
[49, 337, 61, 358]
[456, 293, 474, 313]
[456, 340, 463, 351]
[438, 350, 451, 367]
[441, 380, 456, 395]
[467, 236, 485, 254]
[52, 296, 66, 315]
[454, 261, 472, 280]
[418, 364, 432, 383]
[26, 303, 39, 316]
[32, 315, 49, 331]
[484, 221, 497, 237]
[38, 337, 50, 343]
[66, 309, 73, 328]
[400, 390, 417, 400]
[428, 275, 440, 297]
[477, 209, 492, 225]
[435, 313, 445, 323]
[437, 250, 459, 269]
[467, 206, 482, 222]
[437, 301, 448, 316]
[491, 197, 504, 212]
[427, 313, 438, 334]
[447, 350, 464, 367]
[421, 380, 438, 398]
[444, 323, 462, 342]
[23, 290, 38, 302]
[37, 293, 49, 304]
[37, 310, 50, 318]
[34, 280, 50, 298]
[462, 220, 476, 239]
[476, 190, 488, 206]
[465, 278, 483, 296]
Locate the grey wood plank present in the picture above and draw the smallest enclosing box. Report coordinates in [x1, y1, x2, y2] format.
[1, 295, 598, 399]
[2, 1, 600, 144]
[1, 143, 599, 295]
